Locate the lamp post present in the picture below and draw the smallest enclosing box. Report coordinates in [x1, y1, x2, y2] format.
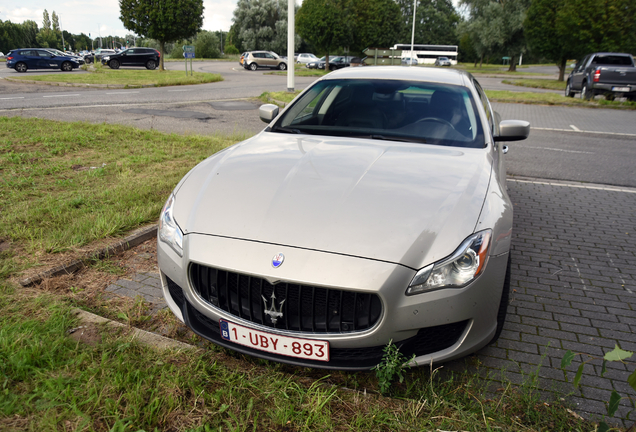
[410, 0, 417, 66]
[287, 0, 295, 92]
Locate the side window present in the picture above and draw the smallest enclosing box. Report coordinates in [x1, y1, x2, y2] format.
[37, 50, 51, 57]
[473, 80, 494, 132]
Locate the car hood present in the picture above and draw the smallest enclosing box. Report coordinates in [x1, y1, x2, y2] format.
[173, 133, 493, 269]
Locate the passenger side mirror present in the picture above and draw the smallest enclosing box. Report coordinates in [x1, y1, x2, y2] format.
[259, 104, 279, 123]
[494, 120, 530, 142]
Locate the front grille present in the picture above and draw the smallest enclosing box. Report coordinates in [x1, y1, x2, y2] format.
[189, 263, 382, 333]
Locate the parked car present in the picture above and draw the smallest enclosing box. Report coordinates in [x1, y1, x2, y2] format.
[101, 47, 160, 70]
[44, 48, 85, 65]
[84, 49, 116, 64]
[435, 57, 452, 66]
[565, 52, 636, 101]
[243, 51, 287, 71]
[157, 66, 530, 370]
[5, 48, 80, 72]
[401, 57, 418, 65]
[239, 52, 248, 67]
[316, 56, 355, 71]
[296, 53, 319, 64]
[306, 56, 325, 69]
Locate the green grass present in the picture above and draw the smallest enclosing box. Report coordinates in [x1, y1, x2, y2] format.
[7, 67, 223, 87]
[0, 117, 241, 274]
[454, 63, 551, 76]
[0, 281, 595, 432]
[502, 79, 567, 91]
[268, 64, 329, 77]
[486, 89, 636, 109]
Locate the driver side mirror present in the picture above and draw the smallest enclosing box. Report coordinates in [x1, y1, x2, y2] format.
[495, 120, 530, 142]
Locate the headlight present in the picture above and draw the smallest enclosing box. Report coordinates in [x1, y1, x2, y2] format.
[159, 194, 184, 256]
[104, 56, 110, 60]
[406, 230, 492, 295]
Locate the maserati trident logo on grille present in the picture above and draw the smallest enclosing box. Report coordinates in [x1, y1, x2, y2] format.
[262, 291, 285, 324]
[272, 253, 285, 268]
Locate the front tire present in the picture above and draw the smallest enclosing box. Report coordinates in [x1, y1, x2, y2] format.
[15, 62, 27, 73]
[580, 82, 592, 100]
[146, 60, 157, 70]
[109, 59, 120, 69]
[278, 62, 287, 71]
[249, 62, 258, 71]
[564, 80, 574, 97]
[490, 255, 511, 344]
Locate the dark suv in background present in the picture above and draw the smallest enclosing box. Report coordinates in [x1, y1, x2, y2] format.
[102, 48, 160, 70]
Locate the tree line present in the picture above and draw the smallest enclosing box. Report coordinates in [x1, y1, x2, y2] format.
[226, 0, 635, 79]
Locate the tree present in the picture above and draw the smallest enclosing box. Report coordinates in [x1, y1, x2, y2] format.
[555, 0, 636, 60]
[461, 0, 530, 71]
[396, 0, 460, 46]
[42, 10, 51, 31]
[524, 0, 573, 80]
[525, 0, 636, 81]
[119, 0, 204, 70]
[51, 11, 60, 32]
[296, 0, 353, 64]
[231, 0, 300, 55]
[195, 30, 221, 58]
[350, 0, 404, 52]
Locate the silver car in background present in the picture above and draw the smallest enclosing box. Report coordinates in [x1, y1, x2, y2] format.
[158, 67, 530, 370]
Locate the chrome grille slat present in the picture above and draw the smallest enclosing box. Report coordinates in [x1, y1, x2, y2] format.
[190, 263, 382, 334]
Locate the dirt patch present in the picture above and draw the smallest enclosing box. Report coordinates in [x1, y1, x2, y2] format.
[0, 239, 11, 253]
[67, 323, 102, 346]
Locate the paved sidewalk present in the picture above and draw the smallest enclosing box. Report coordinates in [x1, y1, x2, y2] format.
[105, 177, 636, 423]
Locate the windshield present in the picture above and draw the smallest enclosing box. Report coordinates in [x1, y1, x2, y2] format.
[272, 78, 485, 148]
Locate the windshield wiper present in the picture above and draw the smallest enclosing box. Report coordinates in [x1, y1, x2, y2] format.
[272, 126, 301, 134]
[364, 134, 427, 144]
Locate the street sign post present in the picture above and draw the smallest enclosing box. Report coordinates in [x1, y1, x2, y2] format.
[183, 45, 195, 76]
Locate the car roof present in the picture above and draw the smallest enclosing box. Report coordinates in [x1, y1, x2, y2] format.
[323, 66, 470, 86]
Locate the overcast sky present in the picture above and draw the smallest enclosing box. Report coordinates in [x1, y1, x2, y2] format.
[1, 0, 237, 38]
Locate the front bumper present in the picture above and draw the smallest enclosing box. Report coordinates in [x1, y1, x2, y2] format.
[158, 233, 507, 370]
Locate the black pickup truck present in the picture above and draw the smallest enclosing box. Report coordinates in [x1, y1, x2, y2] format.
[565, 53, 636, 101]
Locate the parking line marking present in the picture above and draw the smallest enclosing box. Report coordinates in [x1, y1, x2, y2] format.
[528, 146, 594, 154]
[42, 94, 80, 98]
[533, 127, 636, 138]
[0, 97, 25, 100]
[569, 124, 580, 131]
[509, 178, 636, 194]
[606, 253, 633, 294]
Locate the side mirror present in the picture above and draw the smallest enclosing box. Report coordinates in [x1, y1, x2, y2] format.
[495, 120, 530, 142]
[259, 104, 279, 123]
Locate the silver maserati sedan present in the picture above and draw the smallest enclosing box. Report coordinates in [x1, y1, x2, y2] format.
[157, 66, 530, 370]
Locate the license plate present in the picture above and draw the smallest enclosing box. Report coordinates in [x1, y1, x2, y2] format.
[220, 319, 330, 362]
[612, 86, 630, 92]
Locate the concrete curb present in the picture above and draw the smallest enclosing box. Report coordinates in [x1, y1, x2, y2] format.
[19, 224, 158, 287]
[71, 308, 198, 351]
[4, 77, 157, 89]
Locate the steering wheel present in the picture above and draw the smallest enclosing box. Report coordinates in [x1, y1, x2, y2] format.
[415, 117, 456, 130]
